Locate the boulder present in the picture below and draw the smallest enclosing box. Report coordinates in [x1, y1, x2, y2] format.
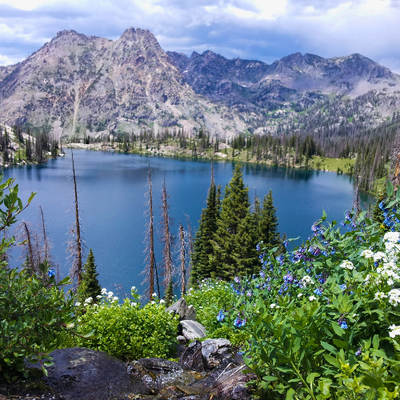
[179, 340, 206, 372]
[180, 320, 207, 341]
[165, 298, 188, 319]
[183, 304, 197, 321]
[202, 338, 232, 369]
[40, 347, 151, 400]
[177, 335, 188, 344]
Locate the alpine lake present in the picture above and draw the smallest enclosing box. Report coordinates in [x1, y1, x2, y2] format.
[3, 150, 374, 293]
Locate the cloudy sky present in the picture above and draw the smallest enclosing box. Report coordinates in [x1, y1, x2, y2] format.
[1, 0, 400, 72]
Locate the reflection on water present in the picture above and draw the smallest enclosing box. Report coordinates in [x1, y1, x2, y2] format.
[2, 151, 375, 292]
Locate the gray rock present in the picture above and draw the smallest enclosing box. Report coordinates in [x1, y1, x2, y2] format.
[183, 304, 197, 321]
[40, 347, 150, 400]
[202, 338, 232, 369]
[177, 335, 188, 344]
[179, 340, 205, 372]
[180, 320, 206, 341]
[166, 298, 188, 319]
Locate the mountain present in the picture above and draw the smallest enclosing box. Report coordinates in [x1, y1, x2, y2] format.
[1, 27, 400, 138]
[0, 28, 243, 138]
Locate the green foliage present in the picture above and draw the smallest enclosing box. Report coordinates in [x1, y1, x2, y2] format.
[225, 189, 400, 399]
[258, 190, 280, 251]
[185, 279, 249, 347]
[0, 176, 76, 379]
[0, 265, 75, 379]
[71, 288, 179, 360]
[78, 248, 101, 302]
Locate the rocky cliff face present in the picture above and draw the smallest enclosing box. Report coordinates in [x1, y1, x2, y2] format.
[1, 27, 400, 138]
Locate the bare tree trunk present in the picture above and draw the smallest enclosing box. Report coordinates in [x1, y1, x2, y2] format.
[179, 222, 186, 296]
[69, 149, 83, 285]
[143, 164, 156, 298]
[39, 205, 49, 262]
[160, 177, 173, 292]
[23, 222, 34, 275]
[184, 213, 193, 283]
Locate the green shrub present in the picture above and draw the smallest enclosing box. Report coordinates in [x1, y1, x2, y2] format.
[71, 289, 179, 360]
[0, 176, 76, 379]
[226, 184, 400, 399]
[185, 279, 249, 346]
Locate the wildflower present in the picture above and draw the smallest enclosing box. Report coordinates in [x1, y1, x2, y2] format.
[96, 295, 102, 299]
[340, 284, 347, 291]
[389, 325, 400, 338]
[270, 303, 279, 308]
[48, 269, 55, 277]
[260, 271, 266, 278]
[84, 297, 93, 304]
[131, 286, 136, 291]
[340, 260, 354, 270]
[309, 295, 317, 301]
[160, 299, 165, 304]
[234, 317, 241, 327]
[301, 276, 314, 287]
[340, 321, 348, 329]
[131, 302, 137, 307]
[314, 288, 323, 296]
[361, 249, 374, 259]
[384, 232, 400, 243]
[101, 288, 108, 295]
[107, 291, 114, 298]
[355, 347, 362, 356]
[388, 289, 400, 306]
[217, 310, 225, 322]
[297, 293, 303, 298]
[375, 292, 387, 301]
[373, 252, 387, 263]
[152, 292, 158, 298]
[75, 302, 81, 306]
[113, 296, 119, 302]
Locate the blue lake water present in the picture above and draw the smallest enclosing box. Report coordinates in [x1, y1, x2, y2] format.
[3, 150, 374, 293]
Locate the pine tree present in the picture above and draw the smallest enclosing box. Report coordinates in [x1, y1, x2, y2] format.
[79, 248, 101, 302]
[259, 190, 280, 251]
[191, 167, 219, 284]
[209, 163, 251, 279]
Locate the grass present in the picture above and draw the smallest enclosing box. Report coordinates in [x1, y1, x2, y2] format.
[311, 156, 355, 173]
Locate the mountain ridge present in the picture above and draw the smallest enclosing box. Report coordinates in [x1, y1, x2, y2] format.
[0, 27, 399, 138]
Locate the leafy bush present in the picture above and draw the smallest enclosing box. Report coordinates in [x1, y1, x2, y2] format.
[218, 183, 400, 399]
[1, 265, 75, 379]
[70, 289, 179, 360]
[185, 279, 249, 346]
[0, 176, 76, 379]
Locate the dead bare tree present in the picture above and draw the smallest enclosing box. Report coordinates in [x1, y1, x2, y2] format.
[143, 164, 156, 299]
[184, 213, 193, 284]
[39, 204, 51, 263]
[179, 222, 186, 296]
[15, 221, 36, 275]
[160, 177, 174, 296]
[67, 149, 84, 286]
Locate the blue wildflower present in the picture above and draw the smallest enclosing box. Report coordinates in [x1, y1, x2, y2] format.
[234, 317, 242, 328]
[340, 321, 348, 329]
[48, 269, 55, 278]
[314, 288, 323, 296]
[340, 284, 347, 291]
[355, 347, 362, 356]
[217, 310, 225, 322]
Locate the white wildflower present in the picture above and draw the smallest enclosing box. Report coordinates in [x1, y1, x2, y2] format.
[152, 292, 158, 298]
[131, 286, 136, 291]
[270, 303, 278, 308]
[113, 296, 119, 302]
[361, 249, 374, 259]
[388, 289, 400, 306]
[84, 297, 93, 304]
[374, 292, 387, 301]
[309, 295, 317, 301]
[96, 295, 102, 299]
[301, 276, 314, 287]
[297, 293, 303, 298]
[340, 260, 354, 270]
[101, 288, 108, 295]
[131, 302, 137, 307]
[384, 232, 400, 243]
[373, 252, 387, 263]
[160, 299, 165, 304]
[107, 291, 114, 298]
[389, 324, 400, 338]
[75, 302, 81, 306]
